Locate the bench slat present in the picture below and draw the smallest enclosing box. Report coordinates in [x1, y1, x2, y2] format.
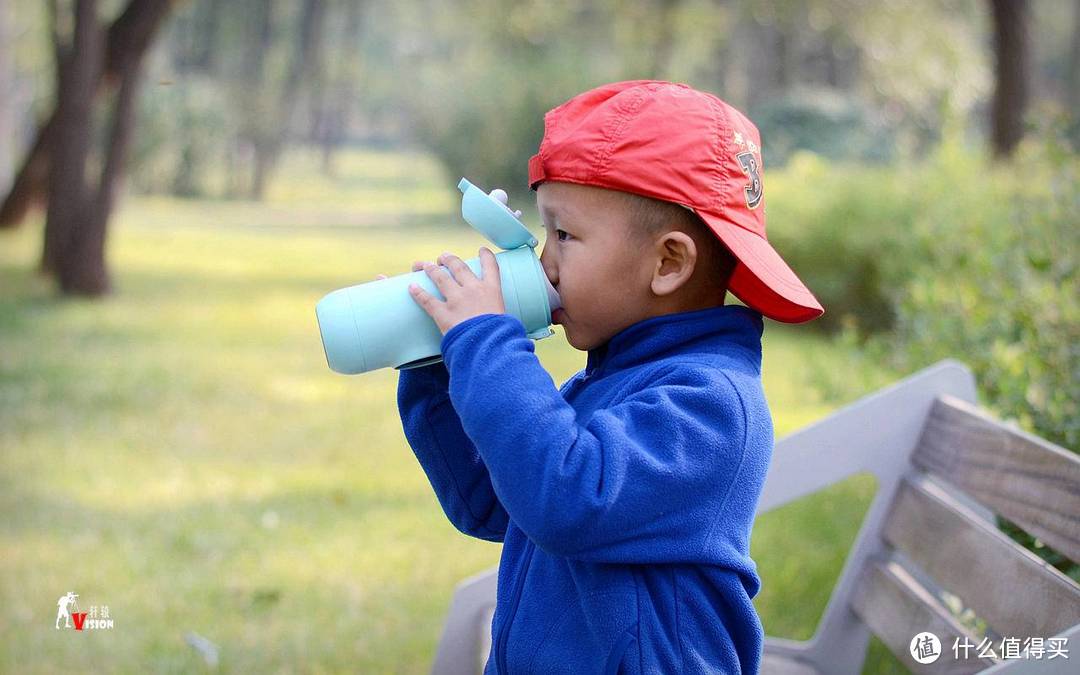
[760, 653, 820, 675]
[912, 395, 1080, 562]
[883, 474, 1080, 639]
[852, 558, 996, 673]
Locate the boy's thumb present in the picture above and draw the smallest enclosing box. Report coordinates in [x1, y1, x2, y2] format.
[479, 247, 499, 279]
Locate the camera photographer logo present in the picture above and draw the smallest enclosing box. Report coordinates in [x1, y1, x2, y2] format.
[55, 592, 114, 631]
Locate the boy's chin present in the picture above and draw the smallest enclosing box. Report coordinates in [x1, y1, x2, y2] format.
[561, 326, 597, 351]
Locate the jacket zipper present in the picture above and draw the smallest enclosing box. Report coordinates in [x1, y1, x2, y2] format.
[496, 538, 535, 674]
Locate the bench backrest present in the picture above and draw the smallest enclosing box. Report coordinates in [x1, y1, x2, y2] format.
[852, 395, 1080, 672]
[760, 360, 1080, 674]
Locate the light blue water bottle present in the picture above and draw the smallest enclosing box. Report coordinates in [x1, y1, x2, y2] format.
[315, 178, 561, 374]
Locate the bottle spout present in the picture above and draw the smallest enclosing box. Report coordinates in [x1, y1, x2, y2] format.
[458, 177, 538, 250]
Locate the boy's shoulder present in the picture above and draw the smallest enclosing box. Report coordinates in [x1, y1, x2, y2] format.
[634, 318, 763, 381]
[566, 348, 762, 407]
[640, 351, 762, 399]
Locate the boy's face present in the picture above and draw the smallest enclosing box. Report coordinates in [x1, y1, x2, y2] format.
[536, 181, 655, 351]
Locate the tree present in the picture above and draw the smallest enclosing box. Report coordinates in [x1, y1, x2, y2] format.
[989, 0, 1031, 159]
[1068, 0, 1080, 144]
[239, 0, 327, 199]
[0, 0, 13, 194]
[0, 0, 175, 229]
[0, 0, 175, 295]
[308, 0, 365, 176]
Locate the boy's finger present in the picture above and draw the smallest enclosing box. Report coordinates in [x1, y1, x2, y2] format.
[411, 261, 426, 272]
[478, 247, 500, 283]
[439, 253, 476, 284]
[375, 274, 388, 280]
[408, 283, 440, 315]
[422, 262, 456, 295]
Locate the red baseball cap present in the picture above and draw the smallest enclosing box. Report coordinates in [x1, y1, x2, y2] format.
[527, 80, 824, 324]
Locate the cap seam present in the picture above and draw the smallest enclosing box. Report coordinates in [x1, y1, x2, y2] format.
[541, 107, 560, 156]
[593, 85, 650, 182]
[709, 96, 731, 218]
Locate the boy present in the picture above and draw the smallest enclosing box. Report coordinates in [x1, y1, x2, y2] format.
[397, 81, 824, 674]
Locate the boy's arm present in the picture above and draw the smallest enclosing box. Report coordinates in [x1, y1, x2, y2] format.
[440, 313, 759, 563]
[397, 360, 509, 542]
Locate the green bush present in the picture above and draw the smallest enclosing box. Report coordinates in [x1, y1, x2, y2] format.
[765, 152, 924, 335]
[773, 132, 1077, 452]
[868, 133, 1079, 453]
[773, 129, 1078, 577]
[877, 134, 1078, 579]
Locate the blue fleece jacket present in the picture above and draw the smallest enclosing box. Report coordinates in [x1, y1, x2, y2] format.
[397, 304, 774, 674]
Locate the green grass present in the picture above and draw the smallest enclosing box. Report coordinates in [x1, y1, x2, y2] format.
[1, 149, 904, 673]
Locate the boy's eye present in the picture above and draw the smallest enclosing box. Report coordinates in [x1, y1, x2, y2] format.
[556, 229, 570, 242]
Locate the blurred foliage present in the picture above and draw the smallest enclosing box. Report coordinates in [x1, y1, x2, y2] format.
[775, 121, 1078, 456]
[132, 76, 240, 197]
[765, 152, 920, 336]
[835, 0, 990, 140]
[750, 88, 897, 167]
[369, 0, 689, 197]
[875, 124, 1079, 454]
[770, 120, 1079, 580]
[228, 0, 999, 200]
[9, 0, 1080, 203]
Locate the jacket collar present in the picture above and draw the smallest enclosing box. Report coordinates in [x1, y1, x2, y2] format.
[584, 304, 764, 377]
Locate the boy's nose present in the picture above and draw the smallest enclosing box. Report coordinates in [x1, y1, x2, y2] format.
[540, 246, 558, 290]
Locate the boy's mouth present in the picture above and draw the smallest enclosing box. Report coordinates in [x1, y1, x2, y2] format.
[552, 308, 566, 324]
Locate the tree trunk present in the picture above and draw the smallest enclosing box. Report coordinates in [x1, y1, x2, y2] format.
[745, 16, 791, 108]
[989, 0, 1031, 159]
[773, 23, 792, 91]
[191, 0, 224, 73]
[37, 0, 171, 295]
[0, 0, 14, 195]
[317, 0, 364, 177]
[58, 57, 144, 293]
[43, 0, 103, 288]
[230, 0, 273, 199]
[1067, 0, 1080, 140]
[1, 117, 53, 230]
[249, 0, 326, 200]
[708, 34, 731, 103]
[0, 0, 174, 229]
[649, 0, 681, 79]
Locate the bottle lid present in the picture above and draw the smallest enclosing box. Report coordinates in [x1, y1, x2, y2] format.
[458, 178, 539, 250]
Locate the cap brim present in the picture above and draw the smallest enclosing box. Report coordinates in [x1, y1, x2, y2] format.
[700, 213, 825, 324]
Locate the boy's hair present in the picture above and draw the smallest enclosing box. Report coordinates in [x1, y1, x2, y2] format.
[617, 191, 738, 293]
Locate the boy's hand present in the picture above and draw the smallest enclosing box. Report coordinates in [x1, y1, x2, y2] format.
[400, 248, 505, 335]
[375, 260, 426, 281]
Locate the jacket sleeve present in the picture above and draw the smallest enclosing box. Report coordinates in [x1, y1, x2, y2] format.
[397, 359, 510, 542]
[440, 313, 753, 563]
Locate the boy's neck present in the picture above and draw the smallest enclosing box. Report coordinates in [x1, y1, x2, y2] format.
[642, 286, 728, 323]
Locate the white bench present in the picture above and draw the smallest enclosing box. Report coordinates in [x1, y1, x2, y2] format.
[431, 360, 1080, 673]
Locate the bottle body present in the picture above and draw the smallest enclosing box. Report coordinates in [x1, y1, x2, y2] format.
[316, 247, 557, 374]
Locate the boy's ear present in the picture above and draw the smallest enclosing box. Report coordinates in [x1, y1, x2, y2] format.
[650, 231, 697, 297]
